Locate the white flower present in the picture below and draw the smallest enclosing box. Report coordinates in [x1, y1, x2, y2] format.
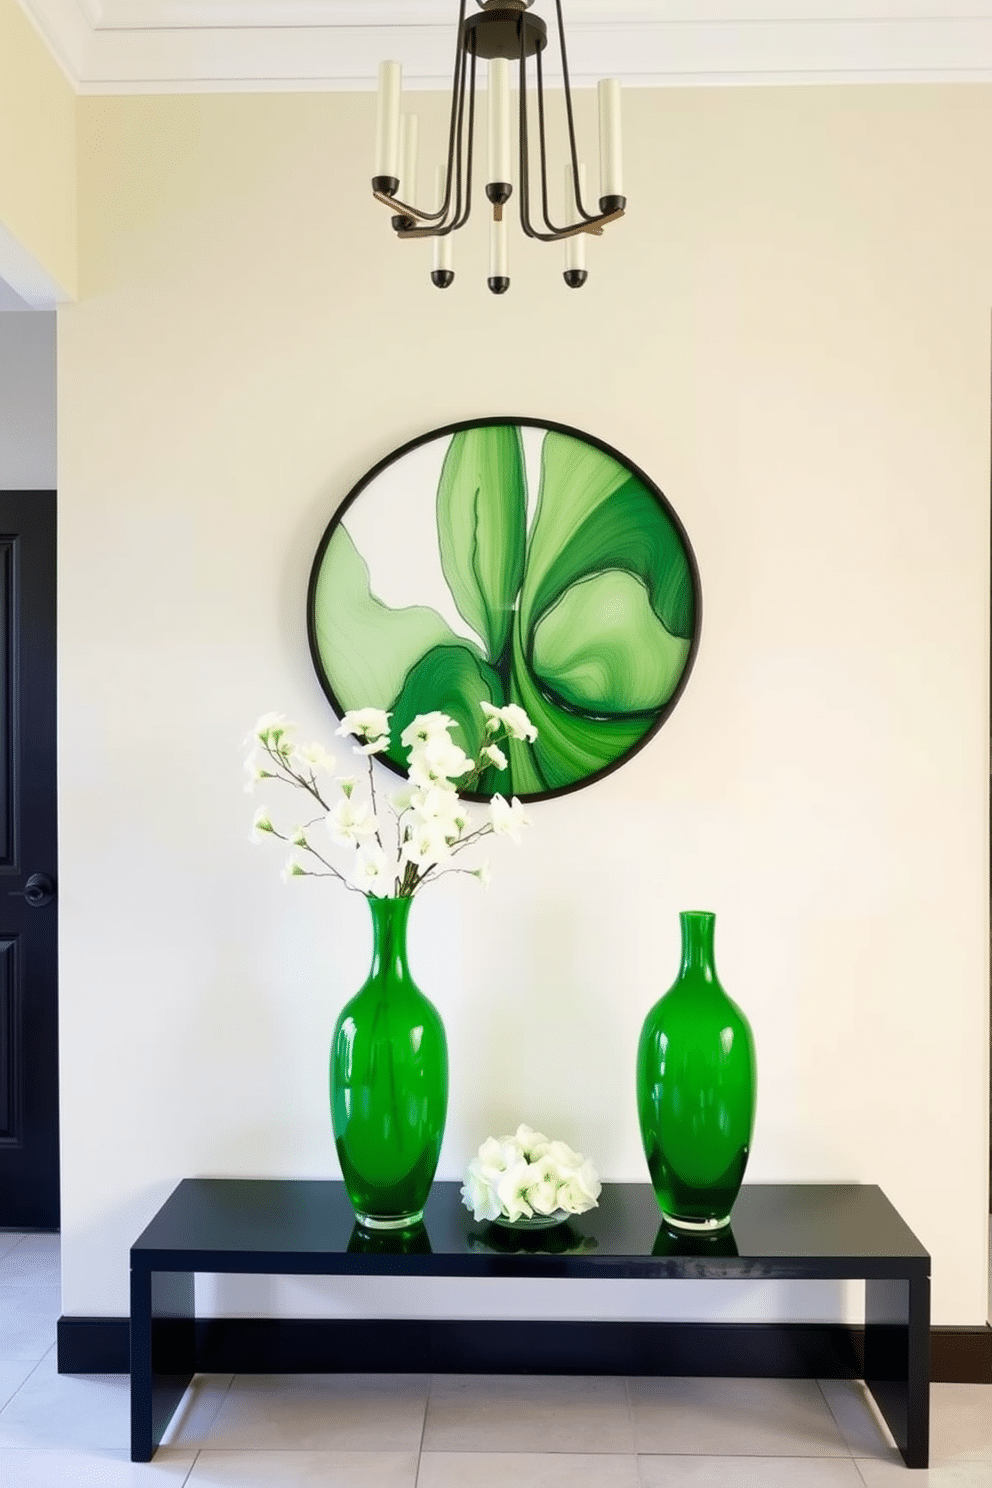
[524, 1158, 562, 1217]
[556, 1160, 602, 1216]
[337, 776, 357, 799]
[243, 753, 274, 794]
[411, 786, 469, 839]
[481, 743, 508, 771]
[400, 712, 457, 750]
[471, 861, 492, 889]
[488, 793, 530, 844]
[545, 1138, 584, 1171]
[499, 704, 538, 742]
[514, 1124, 551, 1159]
[351, 844, 391, 897]
[479, 701, 538, 742]
[495, 1160, 536, 1223]
[460, 1158, 503, 1223]
[354, 736, 390, 757]
[280, 856, 306, 883]
[249, 807, 274, 843]
[408, 735, 474, 788]
[389, 783, 418, 812]
[482, 1135, 526, 1169]
[294, 742, 336, 773]
[479, 700, 504, 735]
[400, 820, 452, 869]
[326, 798, 379, 846]
[335, 708, 391, 749]
[249, 712, 293, 745]
[289, 826, 308, 847]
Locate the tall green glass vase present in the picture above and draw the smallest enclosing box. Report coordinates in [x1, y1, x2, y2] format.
[330, 895, 448, 1230]
[636, 911, 757, 1232]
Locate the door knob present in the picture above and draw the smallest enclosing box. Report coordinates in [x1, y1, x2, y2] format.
[8, 872, 56, 908]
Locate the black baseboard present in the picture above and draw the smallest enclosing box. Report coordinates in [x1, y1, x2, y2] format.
[56, 1316, 992, 1383]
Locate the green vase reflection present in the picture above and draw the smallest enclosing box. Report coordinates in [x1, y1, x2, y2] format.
[330, 895, 448, 1230]
[346, 1221, 433, 1256]
[636, 911, 756, 1232]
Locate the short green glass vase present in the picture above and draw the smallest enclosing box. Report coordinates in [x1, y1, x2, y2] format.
[636, 911, 757, 1232]
[330, 895, 448, 1230]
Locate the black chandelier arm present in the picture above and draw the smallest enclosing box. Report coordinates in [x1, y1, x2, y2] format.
[439, 0, 471, 222]
[554, 0, 598, 222]
[534, 47, 557, 234]
[442, 13, 474, 229]
[455, 46, 479, 229]
[533, 45, 567, 236]
[518, 204, 624, 244]
[517, 44, 535, 239]
[370, 0, 469, 227]
[395, 48, 478, 239]
[519, 42, 603, 244]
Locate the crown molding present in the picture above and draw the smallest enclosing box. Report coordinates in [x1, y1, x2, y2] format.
[15, 0, 992, 93]
[82, 2, 992, 28]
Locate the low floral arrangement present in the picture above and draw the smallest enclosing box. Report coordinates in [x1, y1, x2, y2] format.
[244, 703, 537, 898]
[461, 1124, 602, 1224]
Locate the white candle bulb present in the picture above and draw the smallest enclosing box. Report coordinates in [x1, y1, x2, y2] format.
[490, 212, 508, 279]
[399, 114, 419, 206]
[564, 163, 587, 274]
[432, 166, 453, 276]
[597, 78, 623, 199]
[488, 58, 512, 187]
[374, 61, 402, 182]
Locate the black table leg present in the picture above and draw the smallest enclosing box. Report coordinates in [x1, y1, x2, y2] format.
[864, 1271, 930, 1468]
[130, 1265, 196, 1462]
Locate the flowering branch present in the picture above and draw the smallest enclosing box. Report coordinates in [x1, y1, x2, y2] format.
[244, 702, 538, 901]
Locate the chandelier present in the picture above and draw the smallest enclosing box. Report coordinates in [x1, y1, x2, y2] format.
[371, 0, 625, 294]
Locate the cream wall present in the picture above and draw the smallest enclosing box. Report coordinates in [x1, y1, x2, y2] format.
[59, 84, 991, 1326]
[0, 0, 75, 299]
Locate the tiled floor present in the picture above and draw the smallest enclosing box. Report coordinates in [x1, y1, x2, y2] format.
[1, 1230, 990, 1486]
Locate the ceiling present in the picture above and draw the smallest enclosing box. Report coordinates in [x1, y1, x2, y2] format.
[17, 0, 992, 93]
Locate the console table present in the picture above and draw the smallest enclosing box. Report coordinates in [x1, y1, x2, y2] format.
[130, 1179, 930, 1467]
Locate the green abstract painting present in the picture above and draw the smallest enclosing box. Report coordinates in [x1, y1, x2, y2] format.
[307, 418, 701, 801]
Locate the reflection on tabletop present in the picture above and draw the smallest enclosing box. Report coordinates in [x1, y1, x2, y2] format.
[468, 1221, 598, 1256]
[652, 1221, 739, 1258]
[347, 1221, 433, 1255]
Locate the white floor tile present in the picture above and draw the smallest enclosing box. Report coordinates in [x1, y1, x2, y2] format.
[629, 1377, 852, 1458]
[0, 1285, 61, 1360]
[817, 1379, 898, 1459]
[159, 1375, 235, 1449]
[927, 1384, 992, 1464]
[0, 1353, 133, 1450]
[855, 1458, 992, 1486]
[0, 1234, 27, 1261]
[2, 1235, 59, 1256]
[419, 1451, 641, 1488]
[0, 1236, 61, 1286]
[638, 1458, 867, 1487]
[204, 1374, 429, 1451]
[0, 1356, 235, 1455]
[423, 1374, 634, 1454]
[0, 1359, 40, 1410]
[0, 1446, 196, 1486]
[186, 1449, 418, 1486]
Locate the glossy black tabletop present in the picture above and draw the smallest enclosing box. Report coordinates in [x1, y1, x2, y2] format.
[131, 1181, 929, 1281]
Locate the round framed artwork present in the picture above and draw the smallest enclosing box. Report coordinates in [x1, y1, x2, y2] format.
[307, 417, 701, 802]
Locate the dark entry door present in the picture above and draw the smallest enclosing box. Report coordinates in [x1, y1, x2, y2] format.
[0, 491, 58, 1229]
